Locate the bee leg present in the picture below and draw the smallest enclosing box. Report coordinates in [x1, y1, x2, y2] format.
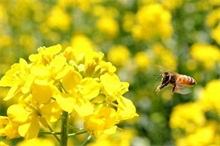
[156, 85, 161, 93]
[156, 81, 170, 93]
[171, 83, 177, 94]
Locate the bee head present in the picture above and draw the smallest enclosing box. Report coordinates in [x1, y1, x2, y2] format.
[161, 72, 171, 85]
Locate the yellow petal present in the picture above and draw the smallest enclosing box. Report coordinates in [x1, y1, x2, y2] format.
[17, 138, 55, 146]
[7, 104, 29, 124]
[100, 73, 129, 101]
[72, 96, 94, 117]
[3, 85, 20, 101]
[55, 94, 74, 112]
[18, 118, 39, 139]
[62, 69, 82, 92]
[21, 74, 35, 94]
[117, 97, 138, 121]
[80, 78, 100, 100]
[41, 101, 61, 122]
[32, 84, 52, 104]
[4, 122, 20, 139]
[103, 125, 117, 135]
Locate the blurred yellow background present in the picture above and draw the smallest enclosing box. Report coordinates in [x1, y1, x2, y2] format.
[0, 0, 219, 145]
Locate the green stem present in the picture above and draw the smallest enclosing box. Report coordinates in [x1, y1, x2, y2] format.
[61, 111, 68, 146]
[80, 135, 92, 146]
[41, 131, 61, 135]
[47, 123, 61, 143]
[68, 129, 87, 137]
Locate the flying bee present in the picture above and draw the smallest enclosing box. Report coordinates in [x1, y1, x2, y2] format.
[156, 72, 197, 94]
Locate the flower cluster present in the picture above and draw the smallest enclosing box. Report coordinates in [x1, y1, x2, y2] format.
[170, 80, 220, 146]
[131, 3, 173, 41]
[0, 45, 137, 142]
[206, 8, 220, 44]
[190, 43, 220, 69]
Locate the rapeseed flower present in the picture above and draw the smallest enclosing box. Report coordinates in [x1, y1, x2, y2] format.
[211, 23, 220, 44]
[100, 73, 129, 103]
[17, 138, 54, 146]
[87, 129, 135, 146]
[170, 80, 220, 145]
[162, 0, 183, 10]
[152, 44, 177, 71]
[199, 80, 220, 116]
[206, 8, 220, 44]
[190, 43, 220, 69]
[96, 16, 119, 38]
[0, 44, 137, 143]
[206, 8, 220, 28]
[107, 45, 130, 67]
[46, 6, 71, 31]
[134, 51, 150, 70]
[0, 116, 20, 139]
[122, 12, 135, 32]
[132, 3, 173, 41]
[84, 106, 118, 137]
[170, 102, 206, 133]
[175, 122, 220, 146]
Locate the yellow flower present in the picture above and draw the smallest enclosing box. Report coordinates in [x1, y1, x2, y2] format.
[116, 96, 138, 121]
[199, 80, 220, 115]
[29, 44, 62, 65]
[84, 106, 118, 137]
[132, 3, 173, 40]
[6, 101, 61, 139]
[0, 44, 137, 141]
[0, 35, 13, 49]
[175, 122, 220, 146]
[72, 0, 91, 12]
[7, 104, 40, 139]
[41, 101, 61, 122]
[70, 34, 101, 62]
[0, 58, 32, 101]
[205, 8, 220, 45]
[96, 16, 119, 38]
[122, 12, 135, 32]
[162, 0, 183, 10]
[46, 6, 71, 31]
[170, 102, 206, 133]
[205, 8, 220, 28]
[87, 129, 135, 146]
[55, 69, 100, 116]
[100, 73, 129, 103]
[134, 51, 150, 70]
[0, 141, 9, 146]
[0, 116, 20, 139]
[190, 43, 220, 69]
[17, 138, 54, 146]
[152, 44, 177, 71]
[211, 23, 220, 44]
[31, 83, 52, 104]
[107, 45, 130, 67]
[171, 80, 220, 145]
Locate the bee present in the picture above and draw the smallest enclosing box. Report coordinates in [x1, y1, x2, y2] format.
[156, 72, 197, 94]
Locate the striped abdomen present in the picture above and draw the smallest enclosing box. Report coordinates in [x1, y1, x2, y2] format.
[176, 74, 196, 86]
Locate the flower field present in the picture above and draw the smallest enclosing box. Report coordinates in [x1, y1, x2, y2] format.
[0, 0, 219, 145]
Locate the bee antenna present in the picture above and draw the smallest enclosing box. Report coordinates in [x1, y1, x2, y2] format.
[153, 74, 162, 80]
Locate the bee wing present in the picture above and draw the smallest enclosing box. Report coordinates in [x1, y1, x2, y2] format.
[174, 84, 191, 94]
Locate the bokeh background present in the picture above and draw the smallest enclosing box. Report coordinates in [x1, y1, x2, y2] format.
[0, 0, 220, 145]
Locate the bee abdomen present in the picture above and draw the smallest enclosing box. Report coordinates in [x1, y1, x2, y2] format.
[189, 76, 196, 85]
[178, 75, 196, 85]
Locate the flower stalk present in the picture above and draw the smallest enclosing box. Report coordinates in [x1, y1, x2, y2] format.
[61, 111, 69, 146]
